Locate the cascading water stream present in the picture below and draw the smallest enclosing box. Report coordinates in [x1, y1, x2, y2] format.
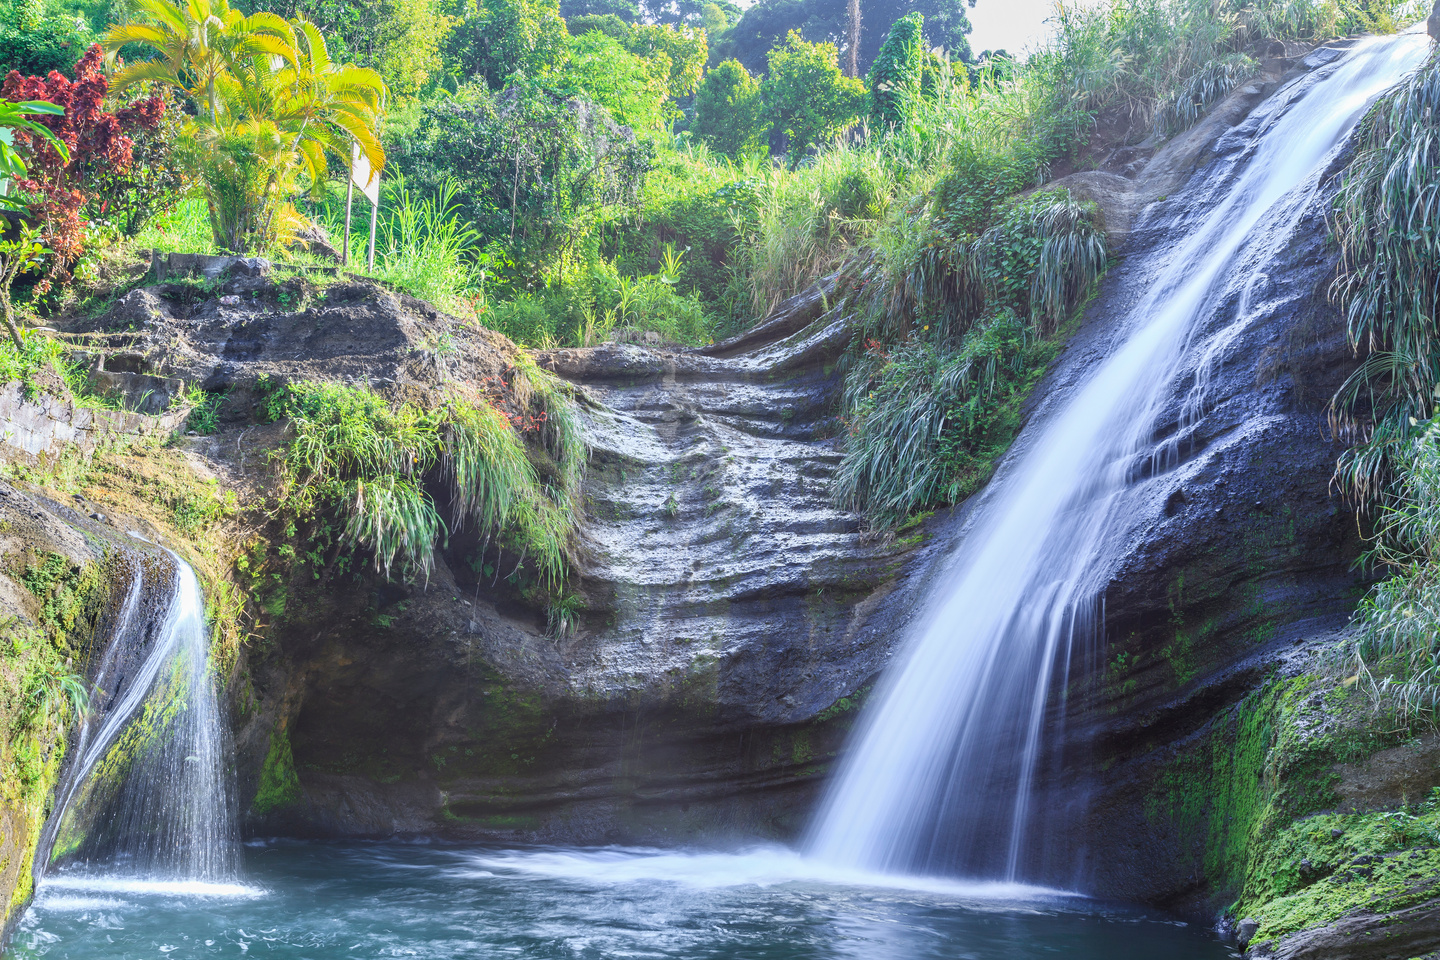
[807, 32, 1432, 881]
[35, 546, 239, 887]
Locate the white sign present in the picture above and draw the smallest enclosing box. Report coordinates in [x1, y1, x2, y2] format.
[351, 140, 380, 206]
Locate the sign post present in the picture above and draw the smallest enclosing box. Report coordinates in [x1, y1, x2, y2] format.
[342, 176, 354, 267]
[349, 141, 381, 271]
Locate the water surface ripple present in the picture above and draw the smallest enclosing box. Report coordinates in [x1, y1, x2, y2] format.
[12, 841, 1232, 959]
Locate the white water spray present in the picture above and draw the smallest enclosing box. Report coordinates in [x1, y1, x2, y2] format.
[808, 34, 1431, 880]
[38, 549, 239, 882]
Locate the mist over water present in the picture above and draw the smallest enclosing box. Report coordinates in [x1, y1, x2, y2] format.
[12, 841, 1232, 960]
[806, 32, 1433, 881]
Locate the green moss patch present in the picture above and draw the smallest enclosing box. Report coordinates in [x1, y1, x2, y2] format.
[1245, 805, 1440, 945]
[252, 724, 304, 815]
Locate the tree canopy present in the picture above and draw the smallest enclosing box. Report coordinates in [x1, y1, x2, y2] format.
[713, 0, 972, 76]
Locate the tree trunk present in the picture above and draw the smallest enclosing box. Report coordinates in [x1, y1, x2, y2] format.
[847, 0, 861, 78]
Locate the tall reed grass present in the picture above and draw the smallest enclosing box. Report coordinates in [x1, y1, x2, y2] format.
[834, 190, 1107, 523]
[1328, 51, 1440, 720]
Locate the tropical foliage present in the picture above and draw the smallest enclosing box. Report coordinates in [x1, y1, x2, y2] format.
[103, 0, 387, 251]
[760, 30, 866, 157]
[1328, 49, 1440, 720]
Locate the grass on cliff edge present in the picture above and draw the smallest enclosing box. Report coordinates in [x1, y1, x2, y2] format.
[1326, 49, 1440, 724]
[833, 190, 1108, 526]
[255, 369, 585, 619]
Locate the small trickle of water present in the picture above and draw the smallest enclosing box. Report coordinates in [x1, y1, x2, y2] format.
[807, 33, 1433, 882]
[38, 550, 239, 883]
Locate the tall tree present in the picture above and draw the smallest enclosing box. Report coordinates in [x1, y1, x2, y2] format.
[558, 0, 639, 22]
[693, 57, 765, 155]
[868, 11, 921, 132]
[761, 29, 863, 157]
[446, 0, 570, 89]
[714, 0, 971, 76]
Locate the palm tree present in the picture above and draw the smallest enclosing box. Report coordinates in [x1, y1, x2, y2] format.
[103, 0, 387, 251]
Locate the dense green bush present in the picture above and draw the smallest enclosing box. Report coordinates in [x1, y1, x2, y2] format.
[486, 263, 714, 347]
[693, 59, 768, 157]
[392, 79, 650, 290]
[760, 30, 866, 158]
[0, 0, 93, 78]
[868, 12, 924, 134]
[612, 147, 758, 309]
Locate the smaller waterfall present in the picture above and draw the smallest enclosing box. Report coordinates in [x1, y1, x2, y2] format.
[37, 547, 239, 883]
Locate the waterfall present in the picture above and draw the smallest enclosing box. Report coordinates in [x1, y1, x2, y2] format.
[36, 546, 239, 884]
[807, 33, 1431, 881]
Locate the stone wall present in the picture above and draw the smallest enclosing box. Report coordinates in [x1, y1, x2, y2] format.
[0, 383, 187, 461]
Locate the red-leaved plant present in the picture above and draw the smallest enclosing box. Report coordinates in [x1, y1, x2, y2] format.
[2, 44, 163, 293]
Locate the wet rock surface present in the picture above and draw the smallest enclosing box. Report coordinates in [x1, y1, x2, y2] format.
[15, 45, 1432, 957]
[65, 267, 951, 843]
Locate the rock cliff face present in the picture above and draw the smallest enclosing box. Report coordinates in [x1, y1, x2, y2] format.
[5, 37, 1435, 957]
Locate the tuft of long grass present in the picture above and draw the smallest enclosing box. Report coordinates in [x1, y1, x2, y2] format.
[441, 400, 532, 536]
[268, 373, 584, 593]
[1330, 50, 1440, 504]
[1154, 53, 1257, 138]
[1343, 421, 1440, 720]
[1021, 193, 1110, 335]
[344, 475, 445, 579]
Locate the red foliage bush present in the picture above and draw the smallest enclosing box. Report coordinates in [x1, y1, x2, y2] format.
[1, 44, 164, 291]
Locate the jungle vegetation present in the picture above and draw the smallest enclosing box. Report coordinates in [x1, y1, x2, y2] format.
[0, 0, 1433, 685]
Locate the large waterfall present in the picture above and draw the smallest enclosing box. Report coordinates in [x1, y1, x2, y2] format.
[807, 33, 1432, 881]
[36, 546, 240, 888]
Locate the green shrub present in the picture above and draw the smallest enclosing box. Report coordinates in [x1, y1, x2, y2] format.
[611, 146, 758, 315]
[834, 190, 1106, 524]
[693, 59, 768, 157]
[761, 30, 867, 158]
[868, 12, 924, 134]
[392, 78, 650, 291]
[488, 294, 566, 347]
[185, 387, 225, 435]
